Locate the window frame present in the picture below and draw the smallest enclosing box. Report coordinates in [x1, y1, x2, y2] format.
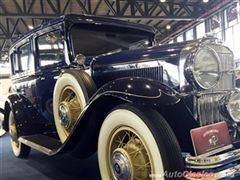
[18, 42, 33, 72]
[10, 38, 34, 77]
[68, 23, 154, 58]
[35, 28, 66, 70]
[10, 51, 20, 75]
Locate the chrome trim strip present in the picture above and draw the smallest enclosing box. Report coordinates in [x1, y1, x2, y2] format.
[187, 164, 240, 180]
[216, 164, 240, 179]
[186, 148, 240, 169]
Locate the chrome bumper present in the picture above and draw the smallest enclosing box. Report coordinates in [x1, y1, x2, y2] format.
[185, 148, 240, 179]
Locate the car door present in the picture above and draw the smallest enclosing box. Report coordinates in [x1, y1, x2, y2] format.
[11, 38, 37, 106]
[34, 27, 68, 122]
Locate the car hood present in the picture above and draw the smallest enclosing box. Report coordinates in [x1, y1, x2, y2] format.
[93, 41, 188, 67]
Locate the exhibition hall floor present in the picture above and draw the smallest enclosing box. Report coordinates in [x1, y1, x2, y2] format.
[0, 135, 100, 180]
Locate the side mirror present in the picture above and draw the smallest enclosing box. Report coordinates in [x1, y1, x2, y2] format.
[74, 54, 86, 66]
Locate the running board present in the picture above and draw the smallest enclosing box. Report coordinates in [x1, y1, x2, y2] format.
[19, 134, 62, 156]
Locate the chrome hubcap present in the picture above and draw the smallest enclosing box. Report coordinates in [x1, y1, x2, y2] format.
[112, 149, 132, 180]
[59, 102, 71, 128]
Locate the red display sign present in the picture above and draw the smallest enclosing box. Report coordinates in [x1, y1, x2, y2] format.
[191, 121, 232, 157]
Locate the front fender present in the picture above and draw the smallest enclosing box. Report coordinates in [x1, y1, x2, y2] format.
[27, 77, 181, 157]
[64, 77, 180, 157]
[94, 77, 180, 106]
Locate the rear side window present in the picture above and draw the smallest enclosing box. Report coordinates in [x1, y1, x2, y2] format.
[11, 42, 34, 75]
[19, 43, 34, 72]
[37, 30, 64, 67]
[11, 52, 19, 74]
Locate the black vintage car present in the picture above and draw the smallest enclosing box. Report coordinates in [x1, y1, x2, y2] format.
[2, 14, 240, 179]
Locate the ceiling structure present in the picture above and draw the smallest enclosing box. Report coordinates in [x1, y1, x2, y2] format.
[0, 0, 236, 62]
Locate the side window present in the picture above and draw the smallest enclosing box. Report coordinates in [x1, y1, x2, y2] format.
[10, 52, 19, 74]
[37, 30, 64, 67]
[19, 43, 34, 73]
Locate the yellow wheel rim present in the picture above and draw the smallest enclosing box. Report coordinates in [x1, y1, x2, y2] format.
[58, 86, 83, 137]
[108, 127, 154, 180]
[9, 113, 20, 153]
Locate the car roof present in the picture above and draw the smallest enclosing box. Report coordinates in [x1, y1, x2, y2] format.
[11, 14, 156, 48]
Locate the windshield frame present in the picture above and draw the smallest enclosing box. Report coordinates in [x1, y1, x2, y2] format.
[67, 23, 155, 59]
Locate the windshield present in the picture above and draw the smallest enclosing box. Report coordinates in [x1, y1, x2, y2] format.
[70, 24, 153, 57]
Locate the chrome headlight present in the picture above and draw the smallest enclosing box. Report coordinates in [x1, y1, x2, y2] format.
[226, 91, 240, 123]
[185, 46, 220, 89]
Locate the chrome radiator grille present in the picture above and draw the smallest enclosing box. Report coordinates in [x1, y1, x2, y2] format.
[198, 93, 226, 126]
[198, 45, 234, 126]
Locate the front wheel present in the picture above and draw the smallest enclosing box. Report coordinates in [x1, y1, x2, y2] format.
[98, 105, 184, 180]
[53, 70, 96, 143]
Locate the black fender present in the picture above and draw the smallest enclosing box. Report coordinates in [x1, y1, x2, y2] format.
[3, 94, 46, 137]
[93, 77, 180, 106]
[61, 77, 181, 157]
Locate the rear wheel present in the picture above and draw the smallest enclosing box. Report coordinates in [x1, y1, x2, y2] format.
[98, 105, 184, 180]
[0, 126, 5, 137]
[9, 111, 31, 158]
[0, 110, 5, 137]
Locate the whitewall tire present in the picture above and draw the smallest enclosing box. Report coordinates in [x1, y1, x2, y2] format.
[53, 73, 86, 143]
[53, 70, 96, 143]
[98, 104, 184, 180]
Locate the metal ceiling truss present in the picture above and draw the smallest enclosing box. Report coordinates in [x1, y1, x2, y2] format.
[0, 0, 201, 20]
[159, 0, 237, 44]
[0, 0, 227, 62]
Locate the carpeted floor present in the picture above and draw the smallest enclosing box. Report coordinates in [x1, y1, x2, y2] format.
[0, 134, 101, 180]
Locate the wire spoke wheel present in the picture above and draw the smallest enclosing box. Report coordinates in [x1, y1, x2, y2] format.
[98, 105, 184, 180]
[109, 127, 153, 180]
[58, 86, 83, 137]
[9, 113, 20, 152]
[53, 71, 96, 143]
[8, 111, 31, 158]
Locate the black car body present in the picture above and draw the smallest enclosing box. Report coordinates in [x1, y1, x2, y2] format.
[2, 14, 240, 179]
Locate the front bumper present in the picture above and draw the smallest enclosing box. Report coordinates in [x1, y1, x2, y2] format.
[185, 148, 240, 179]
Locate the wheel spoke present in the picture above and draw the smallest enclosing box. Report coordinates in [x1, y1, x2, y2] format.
[117, 133, 127, 148]
[134, 162, 151, 168]
[128, 146, 144, 155]
[69, 95, 77, 103]
[64, 91, 74, 102]
[126, 130, 132, 140]
[115, 140, 127, 148]
[110, 127, 153, 180]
